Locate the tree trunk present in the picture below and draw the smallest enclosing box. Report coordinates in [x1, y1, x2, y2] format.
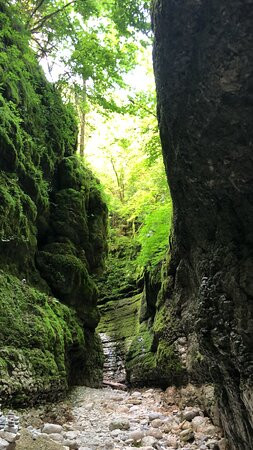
[79, 78, 87, 157]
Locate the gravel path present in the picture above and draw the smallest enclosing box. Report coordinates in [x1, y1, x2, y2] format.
[15, 386, 227, 450]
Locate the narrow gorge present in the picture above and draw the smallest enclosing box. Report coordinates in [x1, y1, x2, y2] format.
[0, 1, 252, 450]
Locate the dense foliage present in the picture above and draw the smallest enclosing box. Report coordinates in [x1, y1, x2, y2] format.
[86, 86, 172, 273]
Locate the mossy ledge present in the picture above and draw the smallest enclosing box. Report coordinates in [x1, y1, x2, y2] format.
[0, 1, 107, 405]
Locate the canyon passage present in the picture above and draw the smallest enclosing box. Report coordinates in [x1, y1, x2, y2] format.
[0, 1, 252, 450]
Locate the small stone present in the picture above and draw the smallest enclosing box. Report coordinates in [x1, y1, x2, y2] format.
[64, 431, 79, 440]
[125, 438, 134, 444]
[111, 429, 121, 436]
[32, 431, 41, 440]
[162, 422, 173, 433]
[131, 391, 142, 397]
[128, 430, 144, 441]
[150, 419, 162, 428]
[42, 423, 63, 434]
[129, 406, 139, 413]
[179, 429, 194, 443]
[85, 403, 94, 410]
[181, 421, 192, 430]
[140, 419, 148, 425]
[191, 416, 207, 432]
[149, 412, 160, 421]
[48, 432, 64, 442]
[164, 436, 178, 448]
[141, 435, 157, 446]
[182, 408, 200, 422]
[109, 418, 130, 431]
[147, 428, 163, 439]
[129, 398, 142, 405]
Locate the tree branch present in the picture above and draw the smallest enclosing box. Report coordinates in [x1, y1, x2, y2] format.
[26, 0, 46, 29]
[129, 98, 157, 118]
[30, 0, 76, 33]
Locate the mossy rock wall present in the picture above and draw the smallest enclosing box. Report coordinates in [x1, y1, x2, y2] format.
[125, 262, 187, 387]
[97, 233, 186, 387]
[0, 1, 107, 405]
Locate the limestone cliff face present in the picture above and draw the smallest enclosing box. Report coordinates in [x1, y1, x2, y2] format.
[0, 1, 107, 405]
[152, 0, 253, 448]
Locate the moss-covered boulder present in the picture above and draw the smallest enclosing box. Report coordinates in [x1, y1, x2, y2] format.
[0, 272, 103, 406]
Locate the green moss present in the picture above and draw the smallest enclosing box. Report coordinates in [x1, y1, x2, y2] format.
[0, 271, 103, 406]
[153, 305, 171, 335]
[156, 339, 183, 375]
[37, 249, 99, 328]
[97, 294, 141, 340]
[0, 1, 107, 406]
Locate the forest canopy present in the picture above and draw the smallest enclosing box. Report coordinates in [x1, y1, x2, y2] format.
[8, 0, 172, 272]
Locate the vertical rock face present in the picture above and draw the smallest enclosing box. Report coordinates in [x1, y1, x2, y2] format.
[0, 1, 107, 405]
[152, 1, 253, 448]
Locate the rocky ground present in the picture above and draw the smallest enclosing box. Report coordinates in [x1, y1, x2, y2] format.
[9, 386, 229, 450]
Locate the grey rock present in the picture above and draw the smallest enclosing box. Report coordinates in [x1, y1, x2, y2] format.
[42, 423, 63, 434]
[109, 418, 130, 431]
[128, 430, 144, 441]
[179, 429, 194, 443]
[182, 409, 200, 422]
[141, 435, 157, 446]
[48, 432, 64, 442]
[0, 437, 9, 450]
[0, 431, 19, 443]
[149, 413, 161, 421]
